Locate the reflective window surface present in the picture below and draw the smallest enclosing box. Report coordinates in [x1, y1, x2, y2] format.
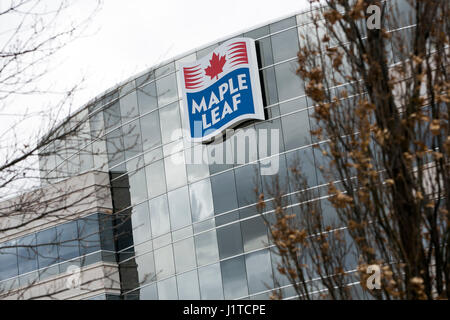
[271, 28, 299, 63]
[135, 251, 156, 286]
[270, 16, 296, 33]
[160, 102, 182, 144]
[189, 178, 214, 222]
[164, 152, 187, 191]
[211, 171, 238, 215]
[275, 60, 304, 101]
[137, 82, 158, 115]
[173, 237, 196, 273]
[217, 223, 243, 259]
[282, 110, 311, 150]
[177, 270, 200, 300]
[157, 276, 178, 300]
[149, 194, 171, 238]
[167, 186, 192, 230]
[156, 73, 178, 108]
[129, 168, 148, 205]
[198, 263, 224, 300]
[0, 213, 111, 285]
[241, 216, 268, 252]
[221, 255, 249, 299]
[245, 249, 273, 294]
[131, 201, 152, 245]
[140, 111, 161, 150]
[145, 160, 167, 199]
[120, 91, 139, 123]
[0, 242, 18, 281]
[154, 244, 175, 280]
[194, 230, 219, 266]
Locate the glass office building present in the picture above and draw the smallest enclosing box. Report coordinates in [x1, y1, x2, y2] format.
[1, 1, 416, 299]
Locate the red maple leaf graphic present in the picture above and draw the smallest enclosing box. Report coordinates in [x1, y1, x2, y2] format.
[204, 52, 227, 80]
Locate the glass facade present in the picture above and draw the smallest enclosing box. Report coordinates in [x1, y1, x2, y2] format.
[0, 213, 115, 291]
[7, 0, 416, 299]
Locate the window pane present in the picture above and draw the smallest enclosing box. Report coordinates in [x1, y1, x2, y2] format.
[189, 178, 214, 222]
[244, 25, 269, 39]
[36, 227, 59, 270]
[271, 250, 291, 287]
[281, 110, 311, 150]
[260, 67, 278, 106]
[241, 216, 268, 252]
[0, 241, 18, 281]
[119, 80, 135, 96]
[56, 221, 80, 262]
[103, 101, 121, 131]
[140, 111, 161, 151]
[106, 128, 125, 168]
[149, 194, 170, 238]
[136, 70, 155, 87]
[279, 96, 308, 115]
[256, 37, 273, 67]
[122, 119, 143, 159]
[217, 223, 243, 259]
[211, 171, 238, 215]
[120, 90, 139, 122]
[198, 263, 224, 300]
[255, 117, 285, 155]
[270, 16, 296, 33]
[320, 198, 339, 227]
[261, 153, 289, 196]
[173, 237, 196, 273]
[99, 214, 115, 252]
[157, 276, 178, 300]
[221, 255, 248, 299]
[274, 60, 304, 101]
[131, 201, 152, 245]
[194, 230, 219, 266]
[128, 168, 148, 205]
[17, 234, 38, 275]
[145, 160, 167, 199]
[156, 62, 175, 78]
[234, 164, 260, 207]
[139, 283, 158, 300]
[271, 28, 299, 63]
[137, 82, 158, 115]
[197, 44, 218, 59]
[185, 145, 209, 183]
[126, 155, 144, 172]
[156, 73, 178, 107]
[168, 186, 192, 230]
[245, 249, 273, 294]
[177, 269, 200, 299]
[79, 145, 93, 172]
[207, 139, 234, 175]
[115, 210, 134, 253]
[144, 147, 163, 165]
[78, 214, 101, 256]
[160, 102, 182, 144]
[286, 146, 317, 189]
[164, 152, 187, 191]
[135, 251, 156, 286]
[154, 244, 175, 280]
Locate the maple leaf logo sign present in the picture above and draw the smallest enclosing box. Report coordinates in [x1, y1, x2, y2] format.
[204, 52, 226, 80]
